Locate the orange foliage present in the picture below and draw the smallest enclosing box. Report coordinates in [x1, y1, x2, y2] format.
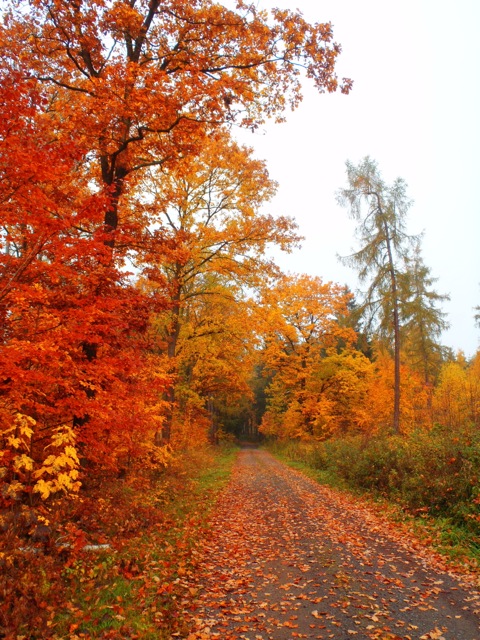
[365, 350, 431, 433]
[140, 131, 299, 443]
[1, 0, 350, 501]
[0, 73, 171, 504]
[258, 274, 370, 439]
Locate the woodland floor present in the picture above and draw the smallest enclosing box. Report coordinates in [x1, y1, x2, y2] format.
[181, 447, 480, 640]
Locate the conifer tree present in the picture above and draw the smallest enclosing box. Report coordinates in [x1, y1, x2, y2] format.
[337, 157, 418, 433]
[400, 241, 450, 388]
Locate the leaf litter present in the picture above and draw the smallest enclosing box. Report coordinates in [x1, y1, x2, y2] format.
[180, 448, 480, 639]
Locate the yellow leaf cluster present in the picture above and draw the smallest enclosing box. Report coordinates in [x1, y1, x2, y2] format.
[30, 426, 81, 500]
[35, 450, 79, 476]
[4, 413, 36, 449]
[15, 413, 36, 437]
[13, 454, 34, 472]
[50, 424, 76, 448]
[33, 472, 81, 500]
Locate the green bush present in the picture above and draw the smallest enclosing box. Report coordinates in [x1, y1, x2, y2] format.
[272, 424, 480, 534]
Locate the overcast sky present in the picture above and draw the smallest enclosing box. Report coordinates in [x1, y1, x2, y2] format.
[234, 0, 480, 357]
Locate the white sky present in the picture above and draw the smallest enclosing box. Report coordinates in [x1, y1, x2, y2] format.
[234, 0, 480, 358]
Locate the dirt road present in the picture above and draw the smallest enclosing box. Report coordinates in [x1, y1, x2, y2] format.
[183, 448, 480, 639]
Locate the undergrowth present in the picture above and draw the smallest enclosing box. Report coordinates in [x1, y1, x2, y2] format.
[267, 425, 480, 573]
[0, 444, 237, 639]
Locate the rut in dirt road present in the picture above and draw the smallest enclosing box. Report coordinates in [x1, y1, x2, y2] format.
[183, 448, 480, 640]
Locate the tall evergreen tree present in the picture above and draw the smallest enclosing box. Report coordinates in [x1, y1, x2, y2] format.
[399, 241, 450, 388]
[337, 157, 419, 433]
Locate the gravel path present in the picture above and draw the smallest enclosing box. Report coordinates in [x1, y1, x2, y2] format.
[183, 448, 480, 639]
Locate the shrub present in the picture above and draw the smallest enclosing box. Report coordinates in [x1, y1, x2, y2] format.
[273, 424, 480, 534]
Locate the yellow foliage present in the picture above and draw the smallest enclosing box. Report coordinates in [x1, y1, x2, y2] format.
[13, 454, 34, 472]
[4, 413, 36, 449]
[33, 478, 52, 500]
[15, 413, 36, 438]
[1, 423, 79, 500]
[434, 352, 480, 428]
[33, 470, 81, 500]
[50, 424, 76, 447]
[6, 436, 21, 450]
[5, 480, 23, 498]
[142, 443, 174, 469]
[35, 449, 79, 476]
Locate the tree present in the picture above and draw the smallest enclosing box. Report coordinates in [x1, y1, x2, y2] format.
[337, 157, 419, 433]
[365, 348, 430, 433]
[434, 351, 480, 429]
[0, 72, 171, 505]
[0, 0, 351, 489]
[258, 274, 361, 439]
[170, 285, 257, 445]
[399, 241, 450, 395]
[139, 130, 300, 440]
[1, 0, 351, 251]
[142, 130, 298, 358]
[434, 360, 469, 429]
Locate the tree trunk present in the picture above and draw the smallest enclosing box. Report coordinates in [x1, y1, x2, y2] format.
[383, 219, 401, 434]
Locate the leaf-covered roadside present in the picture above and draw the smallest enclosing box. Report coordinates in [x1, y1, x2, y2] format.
[268, 430, 480, 573]
[0, 445, 237, 639]
[181, 448, 480, 640]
